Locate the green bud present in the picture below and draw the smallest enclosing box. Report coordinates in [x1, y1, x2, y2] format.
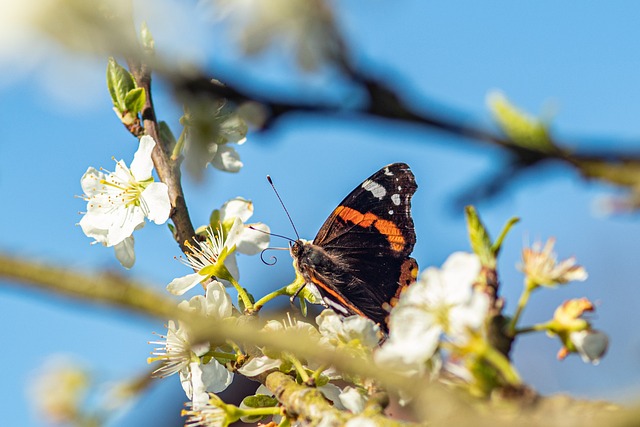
[298, 296, 308, 317]
[465, 206, 494, 268]
[241, 394, 278, 409]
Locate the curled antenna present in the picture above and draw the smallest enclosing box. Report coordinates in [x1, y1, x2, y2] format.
[267, 175, 300, 240]
[260, 247, 289, 265]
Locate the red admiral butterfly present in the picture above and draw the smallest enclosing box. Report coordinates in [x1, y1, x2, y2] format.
[291, 163, 418, 332]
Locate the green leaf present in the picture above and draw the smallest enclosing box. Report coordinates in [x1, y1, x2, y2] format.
[465, 206, 494, 267]
[158, 121, 176, 146]
[487, 91, 556, 153]
[167, 223, 177, 240]
[491, 216, 520, 256]
[106, 57, 137, 112]
[314, 374, 329, 387]
[124, 87, 146, 115]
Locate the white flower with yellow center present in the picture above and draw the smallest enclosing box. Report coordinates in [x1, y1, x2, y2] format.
[79, 135, 170, 267]
[167, 197, 269, 295]
[150, 282, 235, 403]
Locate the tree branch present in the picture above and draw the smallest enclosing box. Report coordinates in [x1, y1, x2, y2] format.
[168, 58, 640, 204]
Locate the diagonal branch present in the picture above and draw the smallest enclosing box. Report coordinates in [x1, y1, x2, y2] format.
[169, 61, 640, 203]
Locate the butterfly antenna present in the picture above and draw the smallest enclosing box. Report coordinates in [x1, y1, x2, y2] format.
[267, 175, 300, 240]
[260, 247, 289, 265]
[248, 225, 296, 244]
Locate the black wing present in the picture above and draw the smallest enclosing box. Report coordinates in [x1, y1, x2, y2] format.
[313, 163, 418, 320]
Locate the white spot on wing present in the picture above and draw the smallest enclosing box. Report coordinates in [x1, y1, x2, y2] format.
[324, 297, 349, 315]
[388, 209, 394, 215]
[391, 194, 401, 206]
[397, 186, 402, 190]
[384, 167, 393, 176]
[361, 179, 387, 200]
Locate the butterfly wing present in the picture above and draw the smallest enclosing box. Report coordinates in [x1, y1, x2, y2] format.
[311, 163, 418, 325]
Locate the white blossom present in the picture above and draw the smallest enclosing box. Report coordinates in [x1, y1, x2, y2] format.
[183, 101, 248, 173]
[178, 280, 234, 320]
[79, 135, 170, 268]
[150, 283, 235, 401]
[167, 198, 269, 295]
[316, 310, 381, 349]
[375, 252, 488, 375]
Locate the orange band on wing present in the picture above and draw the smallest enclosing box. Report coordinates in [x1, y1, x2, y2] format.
[309, 273, 366, 317]
[334, 206, 406, 252]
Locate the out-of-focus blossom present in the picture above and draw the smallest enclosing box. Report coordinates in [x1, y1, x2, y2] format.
[520, 238, 587, 288]
[29, 356, 90, 424]
[206, 0, 341, 70]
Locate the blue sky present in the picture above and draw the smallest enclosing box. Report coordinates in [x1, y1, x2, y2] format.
[3, 1, 640, 425]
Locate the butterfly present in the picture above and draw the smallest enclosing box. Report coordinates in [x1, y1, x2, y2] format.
[291, 163, 418, 332]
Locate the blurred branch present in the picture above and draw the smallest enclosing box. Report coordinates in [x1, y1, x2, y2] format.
[0, 253, 629, 426]
[174, 68, 640, 194]
[0, 253, 421, 424]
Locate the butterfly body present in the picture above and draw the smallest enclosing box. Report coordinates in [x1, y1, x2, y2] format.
[291, 163, 418, 331]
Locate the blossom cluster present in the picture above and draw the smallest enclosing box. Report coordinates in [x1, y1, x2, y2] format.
[70, 131, 608, 426]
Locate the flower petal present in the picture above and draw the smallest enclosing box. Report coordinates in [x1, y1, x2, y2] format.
[220, 197, 253, 222]
[78, 214, 109, 244]
[130, 135, 156, 180]
[318, 383, 344, 410]
[237, 222, 270, 255]
[106, 205, 145, 246]
[181, 362, 210, 408]
[571, 330, 609, 365]
[376, 306, 441, 371]
[141, 182, 171, 224]
[237, 356, 281, 377]
[339, 387, 366, 414]
[80, 167, 107, 196]
[222, 217, 245, 252]
[219, 112, 248, 143]
[200, 359, 234, 393]
[113, 236, 135, 268]
[204, 281, 234, 319]
[211, 144, 243, 172]
[221, 253, 240, 286]
[440, 252, 481, 305]
[167, 272, 206, 296]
